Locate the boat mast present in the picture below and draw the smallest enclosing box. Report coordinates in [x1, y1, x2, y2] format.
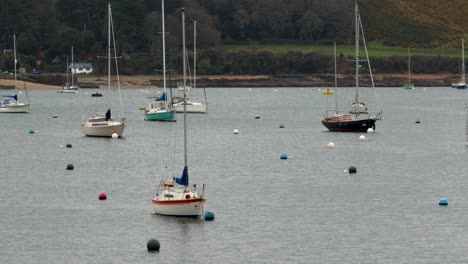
[408, 47, 411, 85]
[162, 0, 167, 101]
[107, 2, 111, 108]
[182, 7, 187, 167]
[194, 20, 197, 90]
[354, 0, 359, 103]
[66, 57, 69, 86]
[334, 41, 338, 114]
[71, 46, 75, 88]
[462, 37, 465, 84]
[13, 34, 17, 95]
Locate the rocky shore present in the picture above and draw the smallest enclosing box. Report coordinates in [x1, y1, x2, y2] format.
[0, 73, 460, 89]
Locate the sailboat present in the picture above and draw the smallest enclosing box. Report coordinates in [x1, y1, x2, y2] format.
[152, 7, 206, 217]
[58, 46, 79, 93]
[403, 47, 415, 89]
[0, 34, 30, 113]
[452, 37, 467, 89]
[81, 2, 126, 137]
[321, 1, 382, 132]
[172, 20, 208, 114]
[145, 0, 175, 122]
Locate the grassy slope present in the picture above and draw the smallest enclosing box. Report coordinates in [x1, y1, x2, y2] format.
[358, 0, 468, 47]
[223, 43, 462, 58]
[224, 0, 468, 57]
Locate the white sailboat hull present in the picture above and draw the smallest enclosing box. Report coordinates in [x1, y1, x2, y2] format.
[0, 103, 30, 113]
[172, 101, 207, 113]
[58, 89, 78, 93]
[152, 198, 205, 217]
[81, 121, 125, 137]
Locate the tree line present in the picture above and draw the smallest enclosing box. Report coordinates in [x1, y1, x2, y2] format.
[0, 0, 464, 75]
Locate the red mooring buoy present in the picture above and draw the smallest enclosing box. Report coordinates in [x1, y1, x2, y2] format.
[99, 193, 107, 200]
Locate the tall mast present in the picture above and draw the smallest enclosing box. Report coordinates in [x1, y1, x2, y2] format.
[13, 34, 17, 95]
[161, 0, 167, 99]
[408, 47, 411, 84]
[334, 41, 338, 114]
[66, 57, 69, 86]
[182, 7, 187, 167]
[108, 2, 111, 96]
[71, 46, 75, 88]
[193, 20, 197, 90]
[354, 0, 359, 103]
[462, 37, 465, 83]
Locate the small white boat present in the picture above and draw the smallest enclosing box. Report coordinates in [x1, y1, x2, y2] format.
[177, 82, 192, 92]
[152, 177, 205, 217]
[152, 7, 206, 217]
[0, 34, 30, 113]
[58, 87, 78, 93]
[58, 46, 79, 94]
[172, 100, 207, 113]
[0, 96, 29, 113]
[81, 110, 125, 137]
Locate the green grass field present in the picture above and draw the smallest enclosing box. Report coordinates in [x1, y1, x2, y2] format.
[223, 43, 462, 58]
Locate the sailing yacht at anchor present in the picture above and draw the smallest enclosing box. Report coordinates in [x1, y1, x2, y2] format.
[321, 1, 382, 132]
[81, 2, 125, 137]
[0, 34, 30, 113]
[152, 7, 206, 217]
[172, 20, 208, 114]
[144, 0, 175, 122]
[58, 46, 79, 93]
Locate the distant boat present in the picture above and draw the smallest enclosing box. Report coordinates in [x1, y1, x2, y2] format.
[172, 20, 208, 114]
[152, 7, 206, 217]
[321, 3, 382, 132]
[322, 89, 334, 95]
[177, 81, 191, 92]
[81, 2, 125, 137]
[91, 92, 102, 97]
[403, 47, 415, 90]
[145, 0, 175, 122]
[58, 46, 79, 93]
[0, 34, 30, 113]
[452, 37, 467, 89]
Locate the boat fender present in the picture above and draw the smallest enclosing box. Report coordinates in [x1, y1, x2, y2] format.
[185, 194, 191, 199]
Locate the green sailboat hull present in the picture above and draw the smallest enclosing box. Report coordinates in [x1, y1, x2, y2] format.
[145, 111, 175, 121]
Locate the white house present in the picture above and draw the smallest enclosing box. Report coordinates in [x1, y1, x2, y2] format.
[69, 63, 93, 74]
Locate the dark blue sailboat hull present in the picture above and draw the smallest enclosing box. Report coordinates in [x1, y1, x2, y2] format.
[322, 118, 376, 132]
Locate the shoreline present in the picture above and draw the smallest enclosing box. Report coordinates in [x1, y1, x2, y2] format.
[0, 73, 461, 89]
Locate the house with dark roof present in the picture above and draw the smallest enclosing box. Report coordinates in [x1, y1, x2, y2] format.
[69, 63, 93, 74]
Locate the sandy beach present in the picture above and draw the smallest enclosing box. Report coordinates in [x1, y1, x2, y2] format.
[0, 73, 460, 89]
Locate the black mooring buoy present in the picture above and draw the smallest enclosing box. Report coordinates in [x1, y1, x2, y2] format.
[66, 164, 74, 170]
[66, 144, 72, 148]
[147, 239, 160, 252]
[348, 166, 357, 174]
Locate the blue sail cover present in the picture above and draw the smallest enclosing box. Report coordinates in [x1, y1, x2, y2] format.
[2, 95, 17, 101]
[156, 92, 166, 101]
[174, 166, 189, 186]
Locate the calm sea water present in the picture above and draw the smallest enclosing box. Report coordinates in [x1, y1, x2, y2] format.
[0, 87, 467, 264]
